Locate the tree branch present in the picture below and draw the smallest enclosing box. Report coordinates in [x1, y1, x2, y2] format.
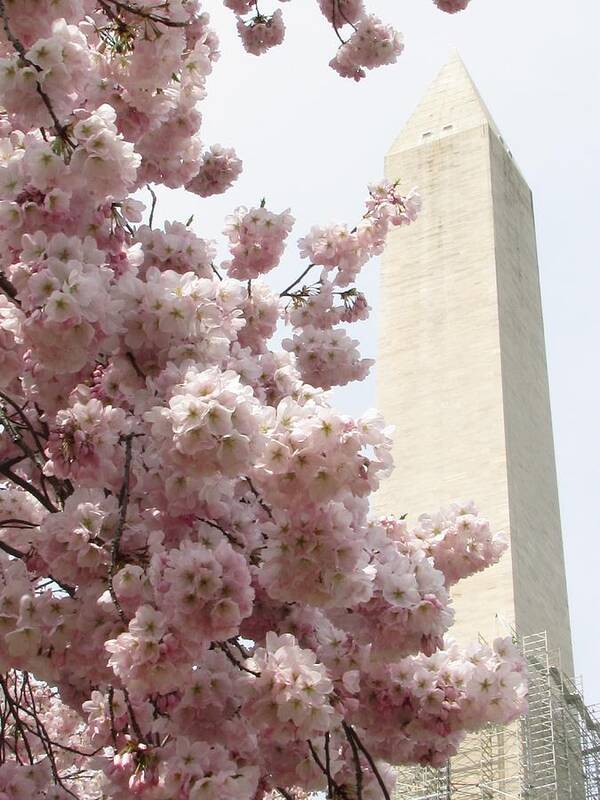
[147, 185, 157, 228]
[0, 272, 19, 304]
[214, 641, 260, 677]
[100, 0, 189, 28]
[0, 392, 68, 507]
[0, 0, 76, 149]
[198, 517, 244, 549]
[244, 476, 273, 519]
[308, 739, 351, 800]
[0, 675, 34, 765]
[342, 722, 363, 800]
[344, 724, 390, 800]
[108, 433, 134, 625]
[0, 540, 27, 560]
[0, 464, 57, 514]
[280, 263, 316, 298]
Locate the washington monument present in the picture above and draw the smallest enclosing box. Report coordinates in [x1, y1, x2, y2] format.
[376, 52, 574, 677]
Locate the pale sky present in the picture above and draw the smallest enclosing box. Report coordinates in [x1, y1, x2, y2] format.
[156, 1, 600, 702]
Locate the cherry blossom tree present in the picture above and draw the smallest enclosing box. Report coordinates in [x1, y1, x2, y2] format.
[0, 1, 527, 799]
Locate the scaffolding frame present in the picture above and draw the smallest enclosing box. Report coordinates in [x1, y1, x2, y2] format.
[393, 631, 600, 800]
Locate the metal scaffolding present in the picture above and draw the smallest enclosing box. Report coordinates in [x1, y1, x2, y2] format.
[393, 631, 600, 800]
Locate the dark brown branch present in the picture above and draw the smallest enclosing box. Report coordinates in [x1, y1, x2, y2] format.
[147, 185, 157, 228]
[0, 675, 34, 764]
[0, 0, 75, 149]
[334, 0, 358, 31]
[0, 540, 27, 560]
[229, 636, 252, 659]
[344, 724, 390, 800]
[280, 263, 316, 298]
[0, 272, 19, 303]
[0, 392, 68, 507]
[342, 722, 363, 800]
[276, 789, 294, 800]
[0, 392, 47, 460]
[108, 433, 134, 625]
[101, 0, 189, 28]
[107, 686, 118, 748]
[122, 686, 146, 743]
[22, 673, 79, 798]
[126, 351, 146, 380]
[198, 517, 243, 549]
[0, 518, 38, 529]
[0, 455, 27, 471]
[308, 739, 351, 800]
[325, 731, 334, 798]
[214, 641, 260, 677]
[0, 464, 57, 513]
[244, 476, 273, 519]
[0, 537, 76, 596]
[331, 0, 346, 45]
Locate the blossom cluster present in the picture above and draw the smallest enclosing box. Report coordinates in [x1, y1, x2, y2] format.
[0, 1, 522, 799]
[225, 0, 472, 80]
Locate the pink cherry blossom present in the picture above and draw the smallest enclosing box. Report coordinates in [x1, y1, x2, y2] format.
[0, 1, 524, 797]
[435, 0, 471, 12]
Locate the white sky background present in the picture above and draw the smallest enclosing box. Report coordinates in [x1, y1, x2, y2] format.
[154, 0, 600, 701]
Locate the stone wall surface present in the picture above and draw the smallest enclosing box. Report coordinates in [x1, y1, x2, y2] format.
[376, 53, 574, 674]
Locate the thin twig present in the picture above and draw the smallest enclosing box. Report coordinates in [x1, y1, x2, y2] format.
[108, 433, 134, 625]
[280, 263, 316, 297]
[331, 0, 346, 45]
[147, 185, 157, 228]
[126, 351, 145, 380]
[0, 540, 27, 560]
[0, 0, 75, 149]
[342, 721, 363, 800]
[0, 675, 34, 764]
[0, 518, 38, 528]
[122, 686, 146, 743]
[308, 739, 351, 800]
[0, 465, 57, 513]
[0, 392, 68, 507]
[107, 686, 118, 748]
[229, 636, 252, 659]
[334, 0, 358, 31]
[214, 641, 260, 677]
[325, 731, 334, 798]
[101, 0, 189, 28]
[198, 517, 243, 549]
[244, 476, 273, 519]
[0, 272, 19, 303]
[345, 724, 390, 800]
